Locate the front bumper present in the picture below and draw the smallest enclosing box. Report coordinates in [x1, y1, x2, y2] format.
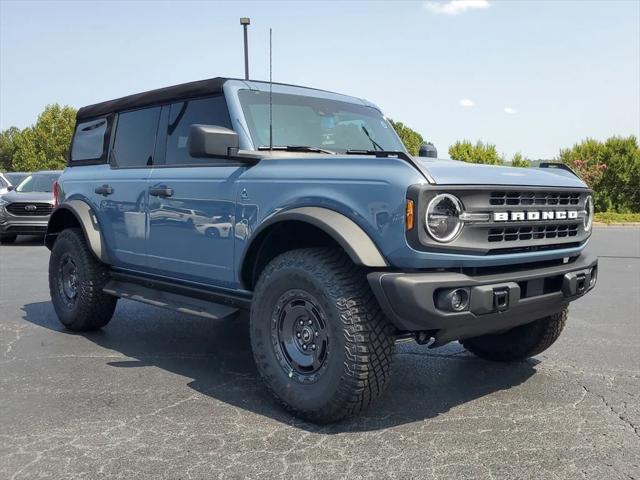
[0, 215, 49, 235]
[368, 252, 597, 345]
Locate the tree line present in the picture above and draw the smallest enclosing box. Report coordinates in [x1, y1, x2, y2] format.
[1, 104, 638, 213]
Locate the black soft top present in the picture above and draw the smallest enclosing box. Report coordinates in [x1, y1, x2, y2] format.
[76, 77, 228, 121]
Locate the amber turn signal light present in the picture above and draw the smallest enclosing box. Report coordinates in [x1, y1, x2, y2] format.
[406, 199, 414, 230]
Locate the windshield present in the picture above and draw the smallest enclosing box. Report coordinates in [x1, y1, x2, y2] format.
[238, 90, 405, 154]
[16, 173, 59, 193]
[5, 172, 29, 186]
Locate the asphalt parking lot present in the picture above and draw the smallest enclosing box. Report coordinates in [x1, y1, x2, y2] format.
[1, 227, 639, 479]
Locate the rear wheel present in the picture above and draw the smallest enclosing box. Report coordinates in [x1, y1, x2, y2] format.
[461, 309, 568, 362]
[250, 248, 395, 423]
[49, 228, 117, 331]
[0, 234, 17, 244]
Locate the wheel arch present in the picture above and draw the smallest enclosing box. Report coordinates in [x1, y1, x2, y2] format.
[240, 207, 388, 290]
[45, 200, 109, 263]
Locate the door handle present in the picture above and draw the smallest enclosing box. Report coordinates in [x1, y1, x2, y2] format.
[95, 184, 113, 196]
[149, 186, 174, 197]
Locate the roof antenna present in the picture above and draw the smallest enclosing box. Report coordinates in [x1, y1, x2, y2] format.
[269, 27, 273, 151]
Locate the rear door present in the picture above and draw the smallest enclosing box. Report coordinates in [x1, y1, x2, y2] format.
[146, 95, 243, 286]
[94, 107, 161, 269]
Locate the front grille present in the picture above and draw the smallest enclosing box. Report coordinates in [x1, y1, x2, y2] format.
[490, 191, 580, 206]
[488, 223, 579, 242]
[5, 202, 53, 216]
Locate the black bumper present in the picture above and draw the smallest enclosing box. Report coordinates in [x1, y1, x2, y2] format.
[368, 253, 598, 345]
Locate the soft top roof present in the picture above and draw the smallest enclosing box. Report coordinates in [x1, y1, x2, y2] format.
[76, 77, 228, 121]
[76, 77, 345, 121]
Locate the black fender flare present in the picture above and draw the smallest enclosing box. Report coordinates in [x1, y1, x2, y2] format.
[242, 206, 389, 269]
[45, 200, 109, 263]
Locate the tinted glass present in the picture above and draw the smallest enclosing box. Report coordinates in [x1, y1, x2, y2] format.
[165, 96, 232, 165]
[112, 107, 161, 167]
[71, 118, 108, 160]
[0, 176, 7, 188]
[238, 90, 405, 154]
[16, 173, 60, 192]
[5, 173, 29, 186]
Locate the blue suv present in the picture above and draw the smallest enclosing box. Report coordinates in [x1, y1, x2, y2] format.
[46, 77, 597, 422]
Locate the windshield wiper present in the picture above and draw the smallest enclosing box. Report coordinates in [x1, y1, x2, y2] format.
[345, 149, 412, 161]
[258, 145, 336, 155]
[345, 149, 434, 183]
[361, 125, 384, 151]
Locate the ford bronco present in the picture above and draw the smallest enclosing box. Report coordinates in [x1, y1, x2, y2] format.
[46, 77, 597, 423]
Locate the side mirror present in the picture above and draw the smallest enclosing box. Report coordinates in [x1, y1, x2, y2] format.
[418, 142, 438, 158]
[188, 124, 239, 158]
[7, 185, 14, 191]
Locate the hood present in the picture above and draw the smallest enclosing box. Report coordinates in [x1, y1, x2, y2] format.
[416, 158, 587, 188]
[1, 190, 54, 203]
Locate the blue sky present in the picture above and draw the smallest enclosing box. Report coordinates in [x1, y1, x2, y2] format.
[1, 0, 638, 160]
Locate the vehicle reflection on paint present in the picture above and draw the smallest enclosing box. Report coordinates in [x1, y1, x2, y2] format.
[148, 197, 235, 239]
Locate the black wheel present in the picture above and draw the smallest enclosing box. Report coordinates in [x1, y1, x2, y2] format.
[0, 234, 17, 244]
[461, 309, 568, 362]
[49, 228, 117, 331]
[206, 227, 219, 239]
[250, 247, 395, 423]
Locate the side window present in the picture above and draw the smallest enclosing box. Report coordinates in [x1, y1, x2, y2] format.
[71, 117, 109, 162]
[112, 107, 161, 167]
[165, 96, 231, 165]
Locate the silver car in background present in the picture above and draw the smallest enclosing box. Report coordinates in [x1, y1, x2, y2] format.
[0, 170, 61, 244]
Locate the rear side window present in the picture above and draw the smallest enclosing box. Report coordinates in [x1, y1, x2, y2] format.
[164, 96, 231, 165]
[71, 117, 109, 162]
[112, 107, 161, 167]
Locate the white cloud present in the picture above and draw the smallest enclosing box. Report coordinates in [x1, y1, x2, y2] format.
[504, 107, 517, 114]
[424, 0, 491, 16]
[459, 98, 475, 107]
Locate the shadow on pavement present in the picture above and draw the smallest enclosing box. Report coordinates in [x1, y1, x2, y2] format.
[0, 235, 45, 247]
[22, 300, 536, 433]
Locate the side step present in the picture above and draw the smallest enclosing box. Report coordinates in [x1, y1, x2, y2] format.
[104, 280, 240, 320]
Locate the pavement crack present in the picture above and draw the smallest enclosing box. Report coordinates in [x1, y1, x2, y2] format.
[581, 383, 640, 440]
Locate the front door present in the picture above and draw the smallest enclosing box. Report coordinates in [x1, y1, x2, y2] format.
[95, 106, 161, 269]
[146, 96, 243, 286]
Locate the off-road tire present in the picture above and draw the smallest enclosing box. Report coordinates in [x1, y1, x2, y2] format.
[250, 248, 395, 423]
[0, 234, 17, 244]
[49, 228, 117, 331]
[461, 309, 568, 362]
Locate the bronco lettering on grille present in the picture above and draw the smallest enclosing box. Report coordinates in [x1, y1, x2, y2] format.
[493, 211, 579, 222]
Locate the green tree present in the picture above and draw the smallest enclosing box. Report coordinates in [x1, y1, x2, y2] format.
[510, 152, 531, 168]
[0, 126, 20, 171]
[448, 140, 503, 165]
[389, 119, 424, 156]
[558, 136, 640, 213]
[11, 104, 77, 171]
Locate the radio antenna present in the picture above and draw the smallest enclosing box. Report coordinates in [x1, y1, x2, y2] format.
[269, 27, 273, 151]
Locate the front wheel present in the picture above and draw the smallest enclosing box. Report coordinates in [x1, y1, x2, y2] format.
[461, 309, 568, 362]
[49, 228, 117, 331]
[250, 248, 395, 423]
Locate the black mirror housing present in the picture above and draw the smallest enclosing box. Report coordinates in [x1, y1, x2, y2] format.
[188, 124, 239, 158]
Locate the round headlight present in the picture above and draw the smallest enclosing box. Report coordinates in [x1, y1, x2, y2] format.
[425, 193, 464, 243]
[584, 195, 594, 232]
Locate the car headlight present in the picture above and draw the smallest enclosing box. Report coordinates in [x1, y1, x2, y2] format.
[584, 195, 594, 232]
[425, 193, 464, 243]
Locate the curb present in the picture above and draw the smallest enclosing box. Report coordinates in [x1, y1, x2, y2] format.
[594, 222, 640, 228]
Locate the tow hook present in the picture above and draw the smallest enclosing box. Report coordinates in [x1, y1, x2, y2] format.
[493, 288, 510, 312]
